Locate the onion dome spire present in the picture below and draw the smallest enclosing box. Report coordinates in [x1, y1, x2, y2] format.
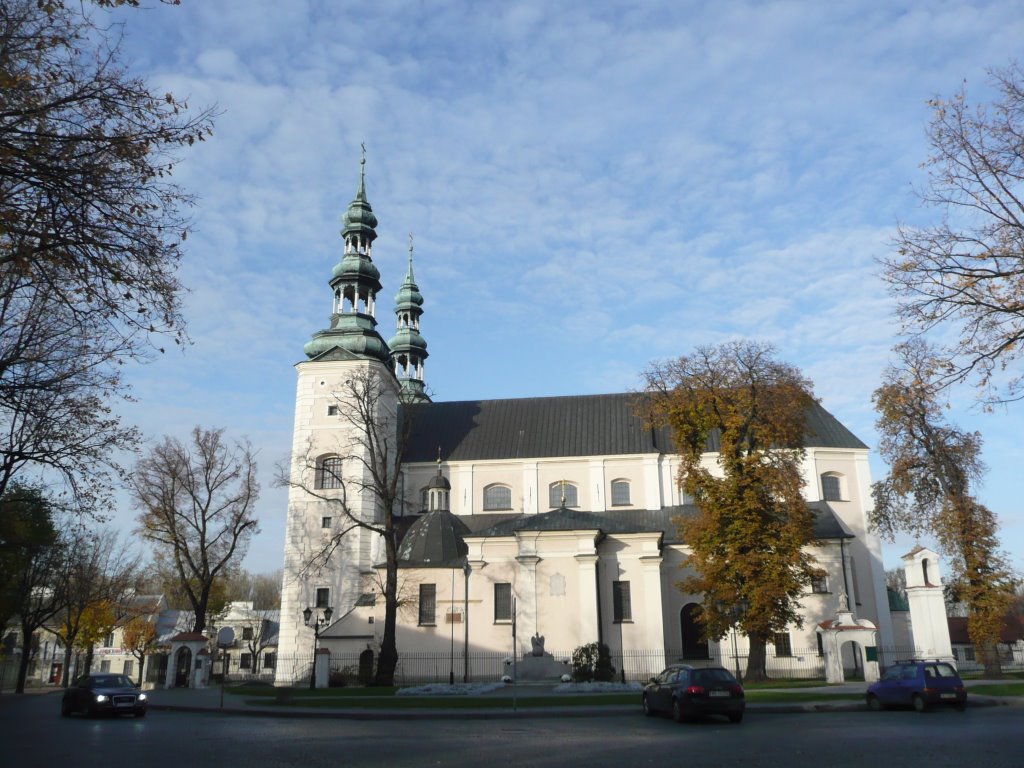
[388, 233, 430, 402]
[304, 146, 390, 363]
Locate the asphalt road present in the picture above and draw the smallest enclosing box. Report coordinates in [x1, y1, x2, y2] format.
[2, 693, 1021, 768]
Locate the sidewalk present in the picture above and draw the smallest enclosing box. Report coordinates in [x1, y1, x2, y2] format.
[135, 679, 1022, 720]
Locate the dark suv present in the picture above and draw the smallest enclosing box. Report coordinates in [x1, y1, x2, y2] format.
[866, 660, 967, 712]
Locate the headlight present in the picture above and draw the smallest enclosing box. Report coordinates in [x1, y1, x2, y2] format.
[138, 693, 147, 701]
[95, 695, 108, 703]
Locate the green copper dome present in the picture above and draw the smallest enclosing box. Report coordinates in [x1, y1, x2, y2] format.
[332, 250, 382, 287]
[387, 326, 427, 353]
[304, 314, 391, 361]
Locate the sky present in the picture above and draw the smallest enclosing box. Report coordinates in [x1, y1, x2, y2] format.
[99, 1, 1024, 577]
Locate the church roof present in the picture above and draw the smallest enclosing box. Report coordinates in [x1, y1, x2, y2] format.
[403, 393, 866, 463]
[468, 506, 648, 538]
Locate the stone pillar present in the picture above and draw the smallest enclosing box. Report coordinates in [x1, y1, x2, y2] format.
[516, 554, 540, 647]
[640, 554, 666, 670]
[575, 554, 599, 643]
[314, 648, 331, 689]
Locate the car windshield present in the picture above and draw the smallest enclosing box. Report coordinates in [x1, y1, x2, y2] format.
[91, 675, 133, 688]
[927, 663, 959, 679]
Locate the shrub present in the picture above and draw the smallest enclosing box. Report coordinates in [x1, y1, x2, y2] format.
[571, 642, 616, 682]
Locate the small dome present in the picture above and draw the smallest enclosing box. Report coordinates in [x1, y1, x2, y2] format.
[426, 471, 451, 491]
[397, 509, 468, 565]
[394, 282, 424, 308]
[387, 327, 428, 354]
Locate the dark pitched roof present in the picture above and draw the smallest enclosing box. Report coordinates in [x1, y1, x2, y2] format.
[412, 502, 852, 546]
[468, 506, 650, 538]
[403, 393, 866, 463]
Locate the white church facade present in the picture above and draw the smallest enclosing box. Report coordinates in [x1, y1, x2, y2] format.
[275, 156, 942, 685]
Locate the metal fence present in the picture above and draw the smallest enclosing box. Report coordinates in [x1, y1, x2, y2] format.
[269, 647, 836, 686]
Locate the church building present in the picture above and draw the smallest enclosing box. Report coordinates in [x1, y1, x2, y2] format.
[275, 156, 906, 685]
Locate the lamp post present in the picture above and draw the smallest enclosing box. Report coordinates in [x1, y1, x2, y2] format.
[463, 562, 471, 683]
[302, 604, 333, 690]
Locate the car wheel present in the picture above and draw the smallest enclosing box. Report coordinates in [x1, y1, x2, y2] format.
[954, 701, 966, 712]
[60, 699, 71, 717]
[728, 712, 743, 724]
[867, 694, 883, 712]
[642, 695, 654, 717]
[672, 698, 686, 724]
[912, 694, 927, 713]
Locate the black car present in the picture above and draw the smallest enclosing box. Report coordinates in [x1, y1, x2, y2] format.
[61, 673, 148, 718]
[866, 660, 967, 712]
[642, 664, 745, 723]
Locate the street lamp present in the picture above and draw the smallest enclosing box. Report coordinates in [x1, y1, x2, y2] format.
[303, 604, 333, 690]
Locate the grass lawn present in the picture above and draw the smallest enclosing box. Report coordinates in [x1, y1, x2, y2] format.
[967, 682, 1024, 696]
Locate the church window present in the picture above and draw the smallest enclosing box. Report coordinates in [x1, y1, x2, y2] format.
[418, 584, 436, 626]
[773, 632, 792, 657]
[420, 487, 428, 512]
[321, 516, 332, 529]
[612, 581, 632, 623]
[327, 405, 339, 416]
[494, 583, 512, 622]
[821, 473, 843, 501]
[548, 481, 578, 508]
[316, 456, 343, 490]
[242, 626, 254, 641]
[610, 480, 631, 506]
[810, 573, 828, 593]
[816, 633, 824, 657]
[315, 588, 330, 609]
[483, 484, 512, 511]
[240, 653, 252, 670]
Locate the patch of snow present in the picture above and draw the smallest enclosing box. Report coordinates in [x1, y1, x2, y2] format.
[396, 682, 507, 697]
[552, 681, 642, 693]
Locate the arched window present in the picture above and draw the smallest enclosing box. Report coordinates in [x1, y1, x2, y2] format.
[610, 479, 631, 506]
[315, 456, 343, 489]
[483, 484, 512, 511]
[548, 481, 578, 508]
[821, 473, 843, 502]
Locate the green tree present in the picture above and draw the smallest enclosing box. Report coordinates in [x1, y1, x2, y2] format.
[132, 427, 260, 635]
[882, 62, 1024, 404]
[0, 485, 65, 692]
[872, 340, 1016, 676]
[644, 341, 818, 682]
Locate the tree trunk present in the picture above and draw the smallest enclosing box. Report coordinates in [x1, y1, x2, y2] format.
[136, 653, 146, 687]
[375, 540, 400, 686]
[61, 644, 73, 687]
[979, 641, 1003, 678]
[744, 637, 769, 682]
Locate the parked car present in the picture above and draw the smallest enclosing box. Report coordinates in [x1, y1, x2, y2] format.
[866, 660, 967, 712]
[642, 664, 745, 723]
[61, 674, 148, 718]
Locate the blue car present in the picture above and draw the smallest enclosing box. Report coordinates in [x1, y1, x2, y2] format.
[866, 660, 967, 712]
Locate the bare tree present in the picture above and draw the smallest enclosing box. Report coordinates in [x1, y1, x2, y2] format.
[0, 0, 215, 352]
[47, 526, 138, 686]
[0, 0, 215, 507]
[872, 340, 1016, 676]
[279, 367, 409, 686]
[133, 427, 260, 635]
[883, 62, 1024, 404]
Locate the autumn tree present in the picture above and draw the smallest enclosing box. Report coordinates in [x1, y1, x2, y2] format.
[0, 485, 66, 693]
[121, 614, 158, 687]
[0, 0, 215, 506]
[47, 527, 137, 686]
[872, 340, 1016, 675]
[882, 62, 1024, 404]
[133, 427, 260, 635]
[644, 341, 819, 682]
[279, 367, 409, 686]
